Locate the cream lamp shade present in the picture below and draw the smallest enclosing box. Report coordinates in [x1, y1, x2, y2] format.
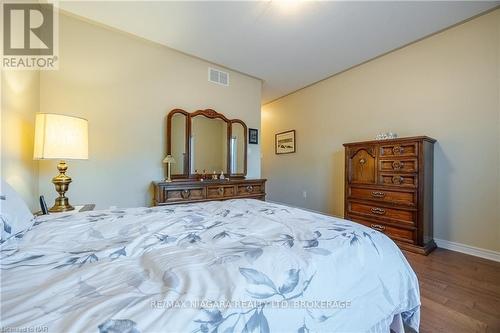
[33, 113, 88, 160]
[163, 155, 176, 164]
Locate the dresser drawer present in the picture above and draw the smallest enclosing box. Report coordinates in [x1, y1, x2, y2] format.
[348, 186, 416, 206]
[379, 158, 418, 173]
[207, 185, 235, 199]
[379, 173, 418, 188]
[237, 183, 264, 196]
[379, 142, 418, 157]
[347, 201, 416, 226]
[163, 186, 205, 203]
[350, 217, 415, 244]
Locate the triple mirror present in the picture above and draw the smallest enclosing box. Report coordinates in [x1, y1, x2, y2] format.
[167, 109, 247, 179]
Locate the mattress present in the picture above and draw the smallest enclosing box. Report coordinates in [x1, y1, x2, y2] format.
[0, 199, 420, 332]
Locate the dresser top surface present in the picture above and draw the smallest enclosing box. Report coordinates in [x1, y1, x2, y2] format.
[153, 178, 267, 186]
[343, 136, 436, 147]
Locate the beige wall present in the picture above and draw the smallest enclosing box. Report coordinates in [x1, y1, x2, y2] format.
[38, 14, 262, 209]
[1, 71, 40, 211]
[262, 10, 500, 252]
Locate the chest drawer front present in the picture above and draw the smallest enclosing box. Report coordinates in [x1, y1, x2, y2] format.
[237, 183, 264, 196]
[207, 185, 235, 199]
[379, 158, 418, 173]
[347, 201, 416, 226]
[379, 173, 418, 188]
[164, 187, 205, 203]
[379, 142, 418, 157]
[348, 186, 416, 206]
[350, 217, 415, 244]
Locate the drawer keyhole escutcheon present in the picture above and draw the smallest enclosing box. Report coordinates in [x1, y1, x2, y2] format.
[392, 176, 404, 185]
[392, 161, 403, 170]
[218, 187, 224, 195]
[371, 207, 386, 215]
[181, 189, 191, 199]
[392, 146, 404, 155]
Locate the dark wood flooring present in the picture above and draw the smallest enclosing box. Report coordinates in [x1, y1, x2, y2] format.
[404, 248, 500, 333]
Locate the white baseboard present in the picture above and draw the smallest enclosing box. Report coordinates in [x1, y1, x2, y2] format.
[435, 238, 500, 262]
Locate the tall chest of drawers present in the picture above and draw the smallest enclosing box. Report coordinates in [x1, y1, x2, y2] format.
[343, 136, 436, 255]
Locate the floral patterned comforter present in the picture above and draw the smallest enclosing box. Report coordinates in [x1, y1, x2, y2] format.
[0, 199, 420, 333]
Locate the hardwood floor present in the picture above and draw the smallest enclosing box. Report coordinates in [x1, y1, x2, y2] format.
[404, 248, 500, 333]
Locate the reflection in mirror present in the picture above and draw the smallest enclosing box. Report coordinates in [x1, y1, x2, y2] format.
[191, 116, 228, 174]
[170, 113, 186, 174]
[231, 123, 245, 174]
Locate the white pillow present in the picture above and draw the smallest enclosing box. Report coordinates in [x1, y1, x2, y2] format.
[0, 180, 35, 242]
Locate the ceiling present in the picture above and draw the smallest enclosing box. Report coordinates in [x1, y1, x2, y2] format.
[59, 1, 498, 104]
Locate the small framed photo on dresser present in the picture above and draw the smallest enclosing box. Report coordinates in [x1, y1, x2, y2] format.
[249, 128, 258, 144]
[275, 130, 296, 154]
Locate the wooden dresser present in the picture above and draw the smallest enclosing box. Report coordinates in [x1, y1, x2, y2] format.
[343, 136, 436, 255]
[153, 179, 266, 206]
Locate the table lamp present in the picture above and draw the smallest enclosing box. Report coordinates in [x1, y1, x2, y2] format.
[162, 155, 176, 182]
[33, 113, 88, 212]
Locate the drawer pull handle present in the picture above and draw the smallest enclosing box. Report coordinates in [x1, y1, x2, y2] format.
[218, 187, 224, 195]
[181, 189, 191, 199]
[393, 145, 404, 155]
[371, 224, 386, 231]
[392, 176, 404, 185]
[371, 191, 386, 198]
[371, 207, 386, 215]
[246, 185, 254, 193]
[392, 161, 404, 170]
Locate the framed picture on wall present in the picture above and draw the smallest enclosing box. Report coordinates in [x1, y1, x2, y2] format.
[275, 130, 296, 154]
[249, 128, 258, 144]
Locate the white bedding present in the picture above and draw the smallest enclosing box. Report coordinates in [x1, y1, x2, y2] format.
[0, 199, 420, 333]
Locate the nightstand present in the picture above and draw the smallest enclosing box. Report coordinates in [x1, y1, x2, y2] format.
[35, 204, 95, 216]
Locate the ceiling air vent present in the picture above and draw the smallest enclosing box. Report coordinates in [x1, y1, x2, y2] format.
[208, 67, 229, 86]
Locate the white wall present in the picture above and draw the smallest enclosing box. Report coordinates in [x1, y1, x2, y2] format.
[38, 13, 262, 209]
[262, 9, 500, 252]
[1, 71, 40, 211]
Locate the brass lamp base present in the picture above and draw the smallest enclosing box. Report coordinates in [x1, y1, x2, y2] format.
[49, 161, 75, 212]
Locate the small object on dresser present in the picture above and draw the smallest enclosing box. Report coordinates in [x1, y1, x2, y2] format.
[162, 155, 176, 182]
[220, 171, 225, 180]
[212, 171, 218, 180]
[375, 132, 398, 140]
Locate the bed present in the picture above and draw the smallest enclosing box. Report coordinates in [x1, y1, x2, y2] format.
[1, 197, 420, 333]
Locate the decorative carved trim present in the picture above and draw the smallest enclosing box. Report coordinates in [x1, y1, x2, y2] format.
[349, 146, 375, 158]
[190, 108, 232, 122]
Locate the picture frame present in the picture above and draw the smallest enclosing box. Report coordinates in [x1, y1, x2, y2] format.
[275, 130, 296, 154]
[249, 128, 258, 144]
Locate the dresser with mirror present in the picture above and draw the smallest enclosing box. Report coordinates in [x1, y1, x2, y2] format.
[153, 108, 266, 206]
